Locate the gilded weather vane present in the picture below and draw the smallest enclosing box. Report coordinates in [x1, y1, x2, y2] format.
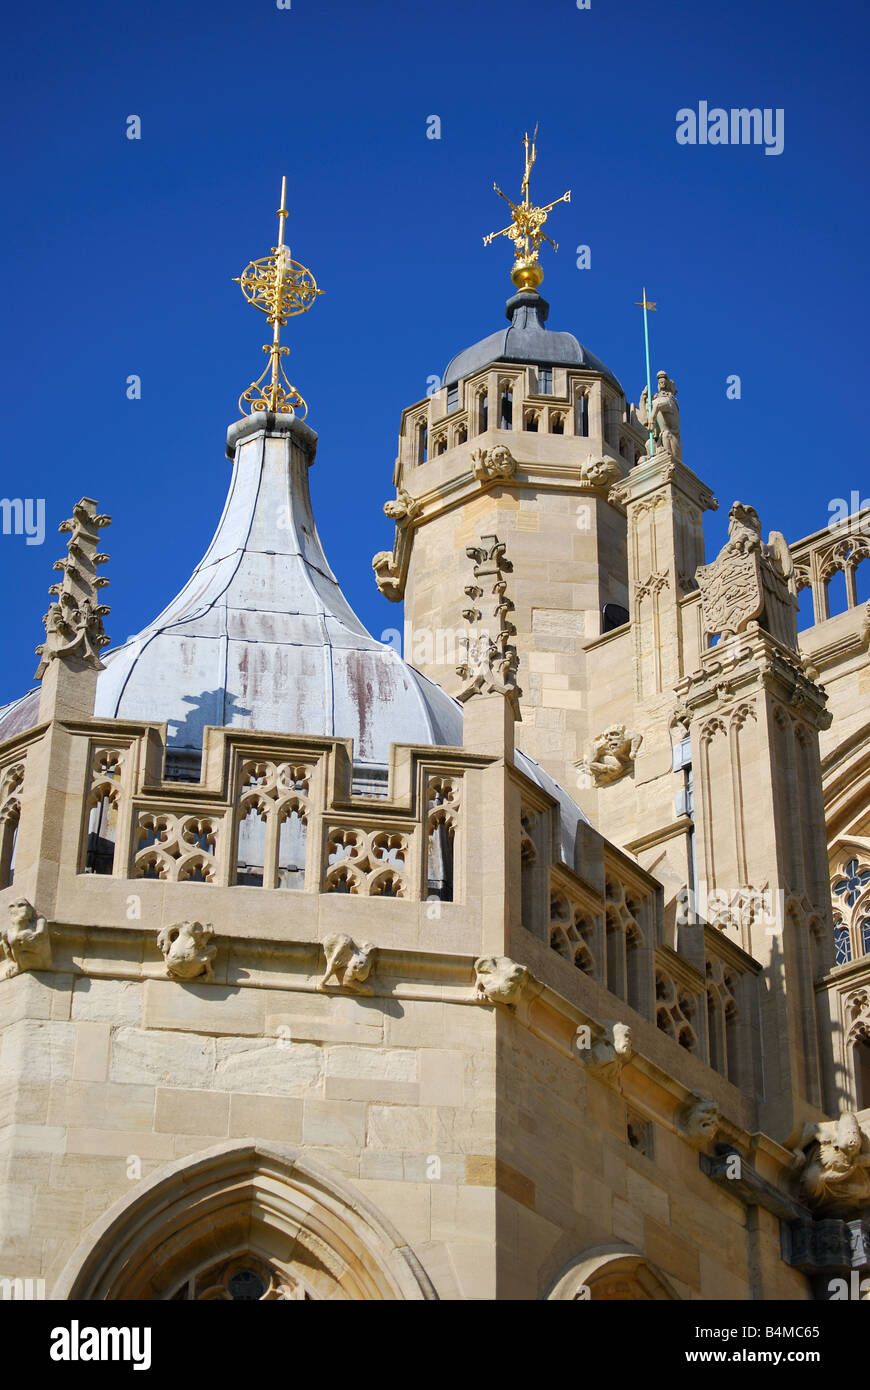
[234, 177, 322, 419]
[483, 126, 571, 291]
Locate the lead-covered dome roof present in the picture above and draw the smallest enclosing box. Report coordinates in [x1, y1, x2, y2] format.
[0, 411, 590, 846]
[443, 290, 623, 391]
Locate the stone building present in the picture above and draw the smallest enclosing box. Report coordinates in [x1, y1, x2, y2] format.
[0, 170, 869, 1301]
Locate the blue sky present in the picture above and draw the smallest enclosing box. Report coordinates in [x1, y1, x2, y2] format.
[2, 0, 867, 704]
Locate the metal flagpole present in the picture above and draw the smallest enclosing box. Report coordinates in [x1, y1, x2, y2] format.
[635, 287, 657, 457]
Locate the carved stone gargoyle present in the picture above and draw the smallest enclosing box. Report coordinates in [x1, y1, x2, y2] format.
[157, 921, 216, 982]
[318, 933, 375, 991]
[791, 1112, 870, 1215]
[0, 898, 52, 979]
[383, 487, 421, 525]
[577, 1021, 634, 1086]
[372, 550, 402, 602]
[577, 724, 642, 787]
[579, 456, 621, 491]
[677, 1092, 722, 1149]
[473, 955, 529, 1006]
[471, 444, 516, 482]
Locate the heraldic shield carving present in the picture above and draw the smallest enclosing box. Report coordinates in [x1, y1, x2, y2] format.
[696, 550, 765, 639]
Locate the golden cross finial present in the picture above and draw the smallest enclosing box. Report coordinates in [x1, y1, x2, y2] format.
[483, 126, 571, 291]
[234, 176, 323, 419]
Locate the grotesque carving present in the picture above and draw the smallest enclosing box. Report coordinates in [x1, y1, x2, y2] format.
[792, 1113, 870, 1214]
[473, 955, 529, 1005]
[1, 899, 52, 978]
[35, 498, 111, 678]
[696, 500, 798, 648]
[319, 933, 375, 991]
[157, 921, 216, 982]
[578, 1021, 634, 1085]
[580, 455, 621, 490]
[678, 1093, 721, 1147]
[637, 371, 681, 461]
[383, 487, 421, 524]
[372, 549, 403, 602]
[456, 535, 522, 709]
[578, 725, 642, 787]
[471, 444, 516, 482]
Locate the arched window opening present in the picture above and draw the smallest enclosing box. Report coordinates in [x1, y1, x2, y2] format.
[707, 988, 725, 1074]
[85, 794, 118, 875]
[419, 423, 428, 464]
[856, 556, 870, 606]
[520, 813, 537, 932]
[576, 395, 589, 437]
[427, 820, 454, 902]
[524, 408, 539, 432]
[499, 386, 513, 430]
[796, 583, 815, 632]
[825, 567, 848, 618]
[605, 912, 624, 999]
[454, 423, 467, 446]
[550, 411, 565, 435]
[0, 808, 19, 888]
[625, 902, 645, 1015]
[834, 915, 852, 965]
[236, 804, 267, 887]
[433, 433, 447, 457]
[277, 808, 306, 890]
[477, 391, 489, 434]
[855, 1038, 870, 1109]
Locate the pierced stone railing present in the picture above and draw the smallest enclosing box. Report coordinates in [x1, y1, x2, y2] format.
[790, 504, 870, 627]
[75, 727, 466, 903]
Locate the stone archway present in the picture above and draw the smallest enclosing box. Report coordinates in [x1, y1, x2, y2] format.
[52, 1140, 436, 1301]
[547, 1245, 680, 1300]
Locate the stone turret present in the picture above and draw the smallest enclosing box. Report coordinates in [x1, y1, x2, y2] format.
[375, 288, 647, 792]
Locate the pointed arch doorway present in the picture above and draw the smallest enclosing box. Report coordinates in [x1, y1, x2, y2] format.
[53, 1141, 436, 1301]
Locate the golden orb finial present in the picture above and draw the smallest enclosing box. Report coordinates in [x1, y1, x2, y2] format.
[483, 127, 571, 291]
[233, 177, 323, 419]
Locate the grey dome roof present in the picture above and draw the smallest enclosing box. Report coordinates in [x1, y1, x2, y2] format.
[443, 290, 623, 391]
[0, 410, 590, 849]
[92, 415, 461, 765]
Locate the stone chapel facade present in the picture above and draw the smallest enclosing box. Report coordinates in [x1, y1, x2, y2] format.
[0, 259, 869, 1300]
